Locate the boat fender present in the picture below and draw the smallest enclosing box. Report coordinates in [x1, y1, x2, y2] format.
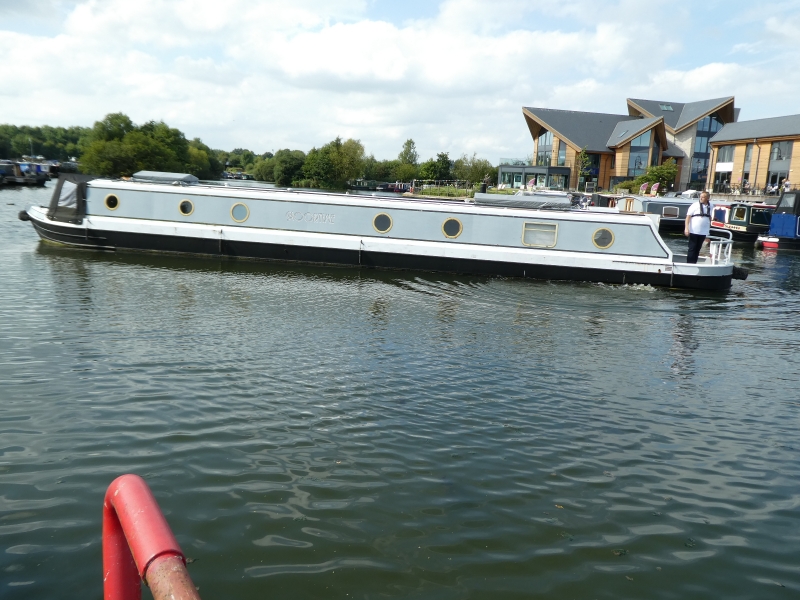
[18, 210, 30, 221]
[732, 266, 748, 280]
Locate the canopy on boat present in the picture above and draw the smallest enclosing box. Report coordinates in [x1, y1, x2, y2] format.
[47, 173, 96, 224]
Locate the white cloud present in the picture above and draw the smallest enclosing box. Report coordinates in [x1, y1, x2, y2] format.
[1, 0, 799, 160]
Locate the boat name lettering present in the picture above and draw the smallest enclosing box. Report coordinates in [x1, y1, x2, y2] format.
[286, 211, 336, 224]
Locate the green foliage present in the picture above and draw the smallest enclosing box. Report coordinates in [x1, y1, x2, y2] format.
[393, 162, 417, 182]
[91, 113, 134, 143]
[301, 137, 365, 188]
[273, 149, 306, 186]
[452, 153, 497, 183]
[78, 113, 220, 178]
[0, 123, 89, 160]
[418, 152, 452, 181]
[252, 156, 276, 181]
[576, 147, 592, 178]
[613, 159, 679, 194]
[398, 139, 418, 165]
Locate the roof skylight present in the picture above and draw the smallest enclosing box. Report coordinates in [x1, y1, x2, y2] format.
[659, 103, 674, 111]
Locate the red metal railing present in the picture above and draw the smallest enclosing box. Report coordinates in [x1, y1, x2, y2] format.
[103, 474, 201, 600]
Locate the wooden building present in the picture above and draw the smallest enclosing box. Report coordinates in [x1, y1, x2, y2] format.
[499, 97, 740, 192]
[708, 114, 800, 194]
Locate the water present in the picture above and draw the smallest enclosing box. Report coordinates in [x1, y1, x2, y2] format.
[2, 185, 800, 599]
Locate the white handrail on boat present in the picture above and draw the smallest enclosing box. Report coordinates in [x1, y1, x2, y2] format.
[707, 233, 733, 265]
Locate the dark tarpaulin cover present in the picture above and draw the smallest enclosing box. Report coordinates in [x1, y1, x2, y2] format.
[47, 173, 96, 223]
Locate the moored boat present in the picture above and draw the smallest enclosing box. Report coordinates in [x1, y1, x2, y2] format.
[711, 201, 773, 243]
[589, 193, 696, 232]
[756, 190, 800, 249]
[0, 161, 49, 186]
[19, 171, 747, 290]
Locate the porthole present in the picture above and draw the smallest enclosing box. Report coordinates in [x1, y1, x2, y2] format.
[373, 213, 393, 233]
[178, 199, 194, 216]
[592, 228, 615, 249]
[231, 202, 250, 223]
[104, 194, 119, 211]
[442, 217, 463, 239]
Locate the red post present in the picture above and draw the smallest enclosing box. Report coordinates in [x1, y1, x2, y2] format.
[103, 474, 201, 600]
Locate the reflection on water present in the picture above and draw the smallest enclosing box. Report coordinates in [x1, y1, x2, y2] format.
[2, 187, 800, 599]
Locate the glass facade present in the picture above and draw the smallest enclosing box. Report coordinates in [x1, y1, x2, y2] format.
[627, 130, 651, 177]
[771, 141, 792, 161]
[691, 113, 723, 183]
[717, 145, 735, 162]
[536, 131, 553, 166]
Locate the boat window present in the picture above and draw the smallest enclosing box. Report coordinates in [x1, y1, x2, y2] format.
[776, 193, 796, 214]
[59, 181, 78, 208]
[750, 208, 772, 226]
[104, 194, 120, 210]
[522, 222, 557, 248]
[732, 206, 747, 221]
[662, 206, 679, 218]
[373, 213, 393, 233]
[442, 218, 462, 239]
[230, 202, 250, 223]
[592, 228, 615, 249]
[179, 199, 194, 216]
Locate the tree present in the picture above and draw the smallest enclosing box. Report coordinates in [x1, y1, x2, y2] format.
[418, 152, 452, 181]
[613, 158, 679, 194]
[253, 156, 276, 181]
[301, 137, 365, 188]
[576, 147, 592, 189]
[90, 113, 134, 143]
[398, 139, 418, 165]
[452, 153, 497, 183]
[273, 149, 306, 186]
[393, 162, 417, 182]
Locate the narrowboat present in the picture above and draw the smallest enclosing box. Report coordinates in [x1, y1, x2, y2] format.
[0, 161, 49, 186]
[756, 190, 800, 249]
[18, 171, 747, 290]
[711, 201, 773, 243]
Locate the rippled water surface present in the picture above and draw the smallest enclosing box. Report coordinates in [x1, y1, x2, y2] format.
[2, 185, 800, 599]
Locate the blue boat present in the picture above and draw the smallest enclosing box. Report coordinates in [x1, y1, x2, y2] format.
[756, 190, 800, 249]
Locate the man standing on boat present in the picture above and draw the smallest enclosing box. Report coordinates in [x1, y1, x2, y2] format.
[684, 191, 714, 264]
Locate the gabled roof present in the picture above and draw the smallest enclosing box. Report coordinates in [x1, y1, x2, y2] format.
[523, 107, 646, 153]
[522, 107, 669, 154]
[606, 117, 662, 148]
[663, 139, 686, 158]
[709, 113, 800, 144]
[627, 97, 735, 133]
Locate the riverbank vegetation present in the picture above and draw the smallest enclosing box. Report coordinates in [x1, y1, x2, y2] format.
[1, 113, 498, 187]
[613, 159, 679, 194]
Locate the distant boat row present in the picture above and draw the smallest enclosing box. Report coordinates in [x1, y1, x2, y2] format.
[0, 160, 58, 186]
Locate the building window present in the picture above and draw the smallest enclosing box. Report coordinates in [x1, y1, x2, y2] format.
[717, 145, 735, 162]
[628, 130, 651, 177]
[537, 130, 553, 166]
[557, 140, 566, 166]
[771, 141, 793, 161]
[650, 130, 660, 167]
[691, 113, 723, 182]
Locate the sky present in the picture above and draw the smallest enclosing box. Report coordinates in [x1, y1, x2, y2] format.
[2, 0, 800, 162]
